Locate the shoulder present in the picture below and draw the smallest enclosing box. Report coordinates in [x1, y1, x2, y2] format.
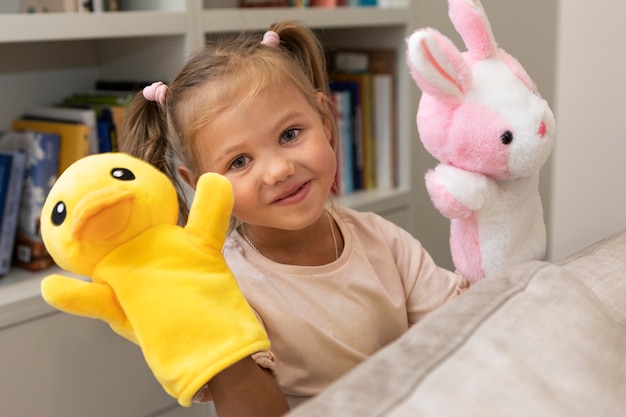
[332, 205, 400, 232]
[332, 206, 416, 245]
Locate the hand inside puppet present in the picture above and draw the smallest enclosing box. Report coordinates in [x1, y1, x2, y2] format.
[405, 0, 556, 282]
[40, 152, 270, 406]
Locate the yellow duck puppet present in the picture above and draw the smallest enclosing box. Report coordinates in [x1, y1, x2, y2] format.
[40, 152, 270, 406]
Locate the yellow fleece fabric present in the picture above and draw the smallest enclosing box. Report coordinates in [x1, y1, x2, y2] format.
[40, 153, 270, 406]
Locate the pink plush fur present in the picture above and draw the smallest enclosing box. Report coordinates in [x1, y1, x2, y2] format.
[406, 0, 555, 282]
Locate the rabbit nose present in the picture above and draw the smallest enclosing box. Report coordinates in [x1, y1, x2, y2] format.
[538, 121, 546, 138]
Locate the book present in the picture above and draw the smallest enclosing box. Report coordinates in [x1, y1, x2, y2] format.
[62, 90, 133, 107]
[239, 0, 289, 6]
[331, 48, 398, 188]
[20, 0, 77, 13]
[332, 72, 375, 190]
[0, 151, 26, 276]
[23, 105, 99, 154]
[12, 118, 90, 175]
[0, 130, 60, 271]
[373, 74, 393, 189]
[310, 0, 337, 6]
[331, 89, 354, 194]
[96, 108, 115, 152]
[329, 79, 363, 191]
[365, 49, 397, 187]
[60, 90, 130, 151]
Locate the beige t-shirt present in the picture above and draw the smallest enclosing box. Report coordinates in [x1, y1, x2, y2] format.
[223, 206, 468, 407]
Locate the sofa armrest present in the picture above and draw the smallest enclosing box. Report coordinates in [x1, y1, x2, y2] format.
[557, 230, 626, 326]
[287, 260, 626, 416]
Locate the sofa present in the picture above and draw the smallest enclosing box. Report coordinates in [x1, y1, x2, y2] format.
[286, 231, 626, 417]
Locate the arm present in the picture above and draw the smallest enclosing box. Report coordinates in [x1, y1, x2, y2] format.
[207, 356, 289, 417]
[41, 274, 126, 324]
[376, 216, 469, 325]
[41, 274, 137, 343]
[425, 164, 496, 218]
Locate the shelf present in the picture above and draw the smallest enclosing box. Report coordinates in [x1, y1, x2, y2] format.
[0, 3, 419, 330]
[0, 265, 91, 329]
[0, 11, 188, 43]
[0, 267, 55, 329]
[199, 7, 410, 33]
[338, 186, 411, 213]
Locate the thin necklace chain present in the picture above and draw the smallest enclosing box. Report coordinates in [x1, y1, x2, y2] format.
[327, 210, 339, 260]
[241, 210, 339, 261]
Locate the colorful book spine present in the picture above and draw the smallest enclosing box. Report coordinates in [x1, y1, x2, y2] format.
[0, 151, 27, 276]
[0, 130, 61, 271]
[331, 90, 354, 195]
[329, 79, 363, 191]
[11, 118, 90, 175]
[330, 48, 398, 191]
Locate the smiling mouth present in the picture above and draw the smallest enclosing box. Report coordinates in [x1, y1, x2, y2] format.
[273, 181, 309, 204]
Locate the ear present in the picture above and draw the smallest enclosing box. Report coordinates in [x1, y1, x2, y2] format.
[177, 165, 198, 190]
[448, 0, 497, 60]
[406, 28, 471, 101]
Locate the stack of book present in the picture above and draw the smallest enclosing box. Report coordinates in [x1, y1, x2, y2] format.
[328, 48, 397, 196]
[0, 85, 133, 273]
[0, 131, 59, 273]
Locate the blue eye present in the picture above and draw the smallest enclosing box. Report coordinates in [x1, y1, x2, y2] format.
[281, 128, 300, 143]
[230, 155, 250, 171]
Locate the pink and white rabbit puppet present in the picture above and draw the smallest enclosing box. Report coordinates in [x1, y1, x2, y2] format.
[406, 0, 555, 282]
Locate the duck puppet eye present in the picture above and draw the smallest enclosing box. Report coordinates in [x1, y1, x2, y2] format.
[51, 201, 67, 226]
[111, 167, 136, 181]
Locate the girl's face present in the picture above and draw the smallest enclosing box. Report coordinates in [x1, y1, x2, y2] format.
[187, 83, 336, 231]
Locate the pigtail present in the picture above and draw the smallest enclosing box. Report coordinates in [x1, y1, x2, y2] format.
[121, 93, 168, 171]
[270, 21, 330, 95]
[120, 91, 191, 223]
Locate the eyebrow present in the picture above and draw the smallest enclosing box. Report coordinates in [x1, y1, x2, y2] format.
[213, 143, 243, 165]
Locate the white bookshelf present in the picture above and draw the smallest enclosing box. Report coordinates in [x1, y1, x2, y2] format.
[0, 3, 419, 416]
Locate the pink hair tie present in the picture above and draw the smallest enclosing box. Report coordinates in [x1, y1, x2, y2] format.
[261, 31, 280, 47]
[143, 81, 168, 105]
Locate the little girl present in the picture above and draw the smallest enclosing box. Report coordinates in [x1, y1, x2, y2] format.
[122, 21, 469, 416]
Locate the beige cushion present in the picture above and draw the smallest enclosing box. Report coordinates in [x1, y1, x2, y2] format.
[287, 261, 626, 417]
[557, 231, 626, 326]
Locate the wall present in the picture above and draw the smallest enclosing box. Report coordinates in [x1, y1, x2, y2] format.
[549, 0, 626, 260]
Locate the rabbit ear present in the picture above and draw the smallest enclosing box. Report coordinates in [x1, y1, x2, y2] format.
[449, 0, 497, 60]
[406, 28, 471, 101]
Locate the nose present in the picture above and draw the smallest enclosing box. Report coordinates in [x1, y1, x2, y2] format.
[538, 121, 546, 138]
[262, 154, 295, 185]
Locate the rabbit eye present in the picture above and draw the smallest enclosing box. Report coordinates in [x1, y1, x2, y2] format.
[500, 131, 513, 145]
[51, 201, 67, 226]
[111, 167, 135, 181]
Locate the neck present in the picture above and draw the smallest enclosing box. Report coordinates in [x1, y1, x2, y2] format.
[240, 210, 342, 266]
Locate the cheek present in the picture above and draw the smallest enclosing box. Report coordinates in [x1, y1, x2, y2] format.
[230, 184, 256, 223]
[449, 106, 510, 177]
[316, 141, 338, 186]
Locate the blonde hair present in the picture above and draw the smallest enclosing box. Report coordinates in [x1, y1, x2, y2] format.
[121, 21, 338, 222]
